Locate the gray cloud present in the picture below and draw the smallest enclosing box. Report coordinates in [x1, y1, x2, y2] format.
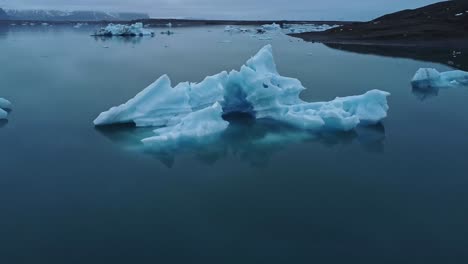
[0, 0, 443, 20]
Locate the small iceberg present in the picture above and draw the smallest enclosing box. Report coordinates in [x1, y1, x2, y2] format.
[411, 68, 468, 89]
[94, 45, 390, 145]
[224, 26, 250, 33]
[0, 98, 12, 119]
[411, 68, 468, 100]
[93, 23, 154, 37]
[73, 23, 87, 29]
[224, 25, 239, 32]
[285, 23, 340, 33]
[261, 23, 281, 31]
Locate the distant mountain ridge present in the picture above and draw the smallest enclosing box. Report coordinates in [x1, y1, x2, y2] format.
[4, 9, 149, 21]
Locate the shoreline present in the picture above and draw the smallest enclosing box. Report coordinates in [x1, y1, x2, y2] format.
[0, 19, 353, 27]
[291, 1, 468, 49]
[288, 35, 468, 49]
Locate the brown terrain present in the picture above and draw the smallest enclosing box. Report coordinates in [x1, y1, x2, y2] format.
[291, 0, 468, 47]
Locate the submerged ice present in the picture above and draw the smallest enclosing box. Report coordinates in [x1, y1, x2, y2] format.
[94, 45, 390, 144]
[0, 98, 12, 119]
[93, 23, 154, 37]
[142, 102, 229, 147]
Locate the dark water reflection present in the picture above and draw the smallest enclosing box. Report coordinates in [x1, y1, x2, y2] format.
[0, 119, 8, 128]
[93, 35, 146, 45]
[411, 79, 468, 101]
[411, 85, 441, 101]
[325, 43, 468, 71]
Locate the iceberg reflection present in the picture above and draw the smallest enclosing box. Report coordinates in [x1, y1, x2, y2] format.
[96, 113, 386, 168]
[0, 120, 8, 128]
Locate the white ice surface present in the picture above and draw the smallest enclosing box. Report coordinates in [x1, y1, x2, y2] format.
[93, 23, 154, 36]
[261, 23, 281, 31]
[142, 102, 229, 146]
[284, 24, 340, 33]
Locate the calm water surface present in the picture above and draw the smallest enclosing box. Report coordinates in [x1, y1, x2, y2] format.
[0, 25, 468, 263]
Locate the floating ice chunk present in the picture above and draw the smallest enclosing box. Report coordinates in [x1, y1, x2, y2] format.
[261, 23, 281, 31]
[0, 98, 12, 119]
[93, 23, 154, 37]
[411, 68, 468, 89]
[73, 23, 86, 29]
[94, 45, 390, 144]
[142, 102, 228, 146]
[224, 26, 250, 33]
[225, 45, 389, 130]
[224, 25, 239, 32]
[94, 72, 228, 127]
[285, 24, 340, 33]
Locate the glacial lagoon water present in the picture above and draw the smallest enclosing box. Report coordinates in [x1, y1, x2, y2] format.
[1, 24, 468, 263]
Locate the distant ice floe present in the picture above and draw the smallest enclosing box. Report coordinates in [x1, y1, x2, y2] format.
[94, 45, 390, 147]
[224, 23, 341, 43]
[411, 68, 468, 100]
[93, 23, 154, 37]
[0, 98, 12, 120]
[73, 23, 87, 29]
[224, 25, 251, 33]
[284, 23, 341, 33]
[261, 23, 281, 31]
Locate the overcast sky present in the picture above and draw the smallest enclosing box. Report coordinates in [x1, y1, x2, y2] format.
[0, 0, 444, 20]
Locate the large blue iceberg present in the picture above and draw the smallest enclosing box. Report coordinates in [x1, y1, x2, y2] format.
[0, 98, 12, 119]
[94, 45, 390, 144]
